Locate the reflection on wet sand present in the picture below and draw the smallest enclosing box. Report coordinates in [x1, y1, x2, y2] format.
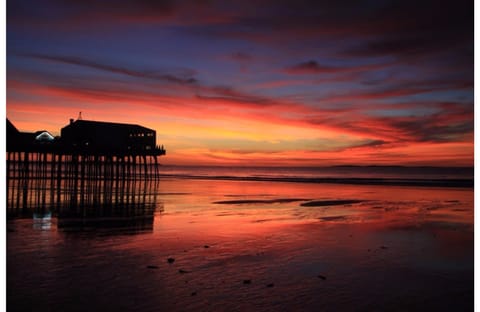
[7, 178, 473, 311]
[7, 174, 162, 233]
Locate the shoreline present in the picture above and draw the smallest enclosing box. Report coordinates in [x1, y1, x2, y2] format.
[158, 174, 474, 188]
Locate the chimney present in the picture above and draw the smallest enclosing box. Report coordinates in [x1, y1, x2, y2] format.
[70, 118, 74, 125]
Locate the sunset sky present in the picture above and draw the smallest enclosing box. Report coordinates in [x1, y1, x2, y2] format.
[6, 0, 473, 166]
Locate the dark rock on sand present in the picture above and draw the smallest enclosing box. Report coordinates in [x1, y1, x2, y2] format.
[319, 216, 347, 221]
[167, 257, 175, 264]
[179, 269, 190, 274]
[214, 198, 311, 205]
[204, 245, 210, 248]
[147, 265, 159, 269]
[300, 200, 364, 207]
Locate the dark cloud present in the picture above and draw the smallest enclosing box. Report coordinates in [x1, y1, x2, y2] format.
[386, 117, 473, 143]
[352, 140, 388, 149]
[305, 98, 473, 144]
[8, 0, 176, 23]
[13, 53, 282, 108]
[320, 77, 473, 102]
[285, 61, 345, 74]
[195, 87, 276, 107]
[284, 60, 391, 75]
[7, 0, 225, 29]
[342, 0, 472, 62]
[19, 53, 198, 85]
[229, 52, 253, 62]
[55, 0, 175, 14]
[208, 148, 282, 155]
[330, 140, 389, 152]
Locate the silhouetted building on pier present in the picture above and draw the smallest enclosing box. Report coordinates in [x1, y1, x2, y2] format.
[6, 117, 166, 182]
[61, 119, 156, 153]
[6, 117, 165, 155]
[6, 119, 20, 151]
[7, 118, 56, 151]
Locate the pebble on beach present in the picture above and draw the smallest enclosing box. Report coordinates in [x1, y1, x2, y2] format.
[146, 265, 159, 269]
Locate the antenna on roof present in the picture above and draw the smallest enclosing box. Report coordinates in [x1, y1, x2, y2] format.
[78, 111, 82, 120]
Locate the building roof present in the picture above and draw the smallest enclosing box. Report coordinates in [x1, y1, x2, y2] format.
[7, 118, 19, 135]
[62, 119, 155, 133]
[35, 131, 55, 141]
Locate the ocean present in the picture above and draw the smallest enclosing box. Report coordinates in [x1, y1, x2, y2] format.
[158, 165, 474, 186]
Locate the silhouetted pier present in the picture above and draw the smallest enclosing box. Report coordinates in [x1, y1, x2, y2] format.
[7, 150, 165, 181]
[7, 118, 165, 230]
[6, 118, 166, 182]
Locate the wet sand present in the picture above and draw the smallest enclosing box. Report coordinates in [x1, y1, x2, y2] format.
[7, 178, 474, 311]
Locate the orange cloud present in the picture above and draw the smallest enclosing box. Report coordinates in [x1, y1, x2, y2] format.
[7, 70, 473, 166]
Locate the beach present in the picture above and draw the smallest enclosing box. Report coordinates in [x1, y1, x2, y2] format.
[7, 0, 474, 309]
[7, 168, 474, 311]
